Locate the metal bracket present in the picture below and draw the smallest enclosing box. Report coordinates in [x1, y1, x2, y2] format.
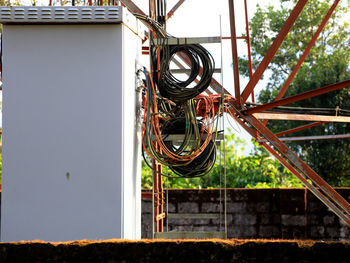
[151, 36, 221, 45]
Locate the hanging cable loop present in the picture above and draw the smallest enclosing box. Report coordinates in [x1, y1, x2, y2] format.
[158, 44, 215, 103]
[138, 14, 220, 178]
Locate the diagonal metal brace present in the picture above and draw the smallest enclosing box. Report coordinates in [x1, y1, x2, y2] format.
[234, 109, 350, 226]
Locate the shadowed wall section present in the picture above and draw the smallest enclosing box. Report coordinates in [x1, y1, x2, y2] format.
[142, 188, 350, 240]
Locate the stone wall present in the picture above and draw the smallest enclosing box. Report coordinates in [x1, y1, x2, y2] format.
[142, 188, 350, 240]
[0, 189, 349, 240]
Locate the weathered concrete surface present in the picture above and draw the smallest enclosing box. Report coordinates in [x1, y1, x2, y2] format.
[1, 188, 349, 241]
[142, 188, 350, 240]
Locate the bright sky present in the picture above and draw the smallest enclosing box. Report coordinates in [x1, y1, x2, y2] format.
[163, 0, 272, 154]
[128, 0, 272, 154]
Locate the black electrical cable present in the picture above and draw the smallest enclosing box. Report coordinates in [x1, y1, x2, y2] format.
[158, 44, 215, 103]
[135, 14, 214, 103]
[137, 15, 219, 178]
[142, 73, 218, 178]
[161, 117, 216, 178]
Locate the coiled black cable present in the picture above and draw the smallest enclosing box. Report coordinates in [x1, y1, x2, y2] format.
[158, 44, 215, 103]
[137, 14, 218, 178]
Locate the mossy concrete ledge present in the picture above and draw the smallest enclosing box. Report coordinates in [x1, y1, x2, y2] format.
[1, 239, 350, 262]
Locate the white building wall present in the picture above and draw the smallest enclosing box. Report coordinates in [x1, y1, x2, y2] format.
[1, 23, 141, 242]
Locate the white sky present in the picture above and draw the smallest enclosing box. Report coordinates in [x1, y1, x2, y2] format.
[127, 0, 272, 154]
[160, 0, 272, 154]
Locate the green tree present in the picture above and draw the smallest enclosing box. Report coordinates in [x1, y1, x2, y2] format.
[240, 0, 350, 186]
[0, 0, 22, 6]
[141, 129, 303, 189]
[207, 130, 303, 188]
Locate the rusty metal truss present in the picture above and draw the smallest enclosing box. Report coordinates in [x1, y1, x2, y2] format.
[132, 0, 350, 231]
[45, 0, 350, 231]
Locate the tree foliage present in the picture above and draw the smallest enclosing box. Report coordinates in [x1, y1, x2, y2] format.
[239, 0, 350, 186]
[142, 129, 303, 189]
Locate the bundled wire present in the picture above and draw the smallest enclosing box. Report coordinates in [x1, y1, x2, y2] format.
[158, 44, 215, 103]
[134, 14, 167, 38]
[135, 13, 215, 103]
[137, 14, 219, 178]
[142, 68, 219, 178]
[161, 117, 216, 177]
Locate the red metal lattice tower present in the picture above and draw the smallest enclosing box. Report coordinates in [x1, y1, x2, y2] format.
[122, 0, 350, 228]
[47, 0, 350, 229]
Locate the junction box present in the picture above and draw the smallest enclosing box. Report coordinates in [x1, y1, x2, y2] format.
[0, 6, 143, 241]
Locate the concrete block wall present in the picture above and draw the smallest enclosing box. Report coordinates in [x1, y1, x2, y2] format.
[142, 189, 350, 240]
[0, 189, 348, 240]
[306, 189, 350, 240]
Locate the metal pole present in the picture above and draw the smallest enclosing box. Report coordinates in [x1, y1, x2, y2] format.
[228, 0, 241, 106]
[240, 0, 309, 104]
[260, 0, 341, 126]
[243, 0, 254, 103]
[167, 0, 186, 20]
[274, 0, 341, 101]
[257, 134, 350, 142]
[245, 80, 350, 114]
[275, 121, 326, 137]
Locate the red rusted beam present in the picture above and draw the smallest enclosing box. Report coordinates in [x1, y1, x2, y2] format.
[167, 0, 186, 20]
[120, 0, 147, 16]
[246, 80, 350, 114]
[152, 158, 158, 230]
[152, 153, 164, 232]
[221, 36, 247, 40]
[274, 0, 340, 102]
[243, 114, 350, 223]
[263, 0, 339, 129]
[257, 134, 350, 142]
[243, 0, 254, 103]
[275, 121, 326, 137]
[253, 113, 350, 122]
[149, 0, 156, 19]
[228, 0, 241, 105]
[142, 191, 153, 199]
[177, 52, 229, 94]
[240, 0, 309, 104]
[220, 0, 350, 227]
[260, 0, 339, 129]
